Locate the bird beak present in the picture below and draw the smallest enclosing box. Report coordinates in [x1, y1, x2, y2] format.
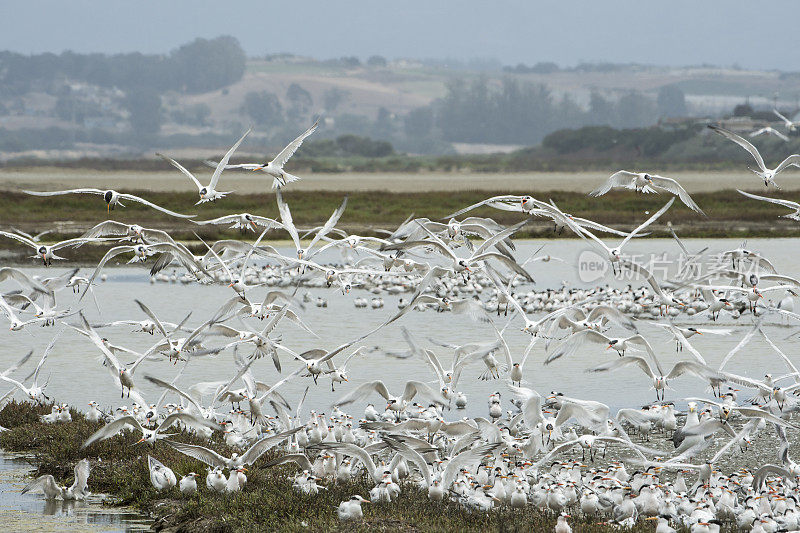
[696, 331, 703, 335]
[228, 282, 234, 287]
[136, 437, 145, 443]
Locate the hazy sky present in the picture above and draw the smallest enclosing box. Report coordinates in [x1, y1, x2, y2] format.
[1, 1, 796, 70]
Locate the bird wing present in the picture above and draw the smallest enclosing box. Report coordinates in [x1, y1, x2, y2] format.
[164, 440, 228, 469]
[682, 419, 736, 439]
[0, 230, 37, 249]
[118, 193, 195, 219]
[210, 128, 251, 190]
[275, 189, 301, 251]
[469, 251, 534, 281]
[31, 327, 64, 383]
[508, 384, 543, 428]
[585, 305, 638, 332]
[76, 313, 123, 373]
[708, 125, 766, 172]
[719, 371, 771, 394]
[21, 475, 59, 495]
[71, 459, 90, 493]
[157, 153, 203, 190]
[144, 375, 204, 414]
[649, 175, 705, 216]
[193, 214, 241, 225]
[333, 380, 391, 406]
[0, 267, 49, 294]
[733, 407, 798, 429]
[23, 188, 104, 197]
[382, 436, 432, 487]
[240, 427, 304, 465]
[442, 442, 501, 488]
[588, 356, 655, 380]
[402, 380, 448, 405]
[718, 321, 759, 370]
[752, 464, 791, 490]
[443, 195, 525, 219]
[471, 219, 529, 258]
[306, 197, 347, 254]
[134, 299, 170, 339]
[82, 245, 136, 294]
[774, 108, 793, 126]
[619, 197, 674, 250]
[553, 402, 605, 430]
[264, 454, 313, 471]
[758, 325, 800, 378]
[450, 298, 491, 323]
[545, 329, 612, 364]
[589, 170, 638, 196]
[665, 361, 720, 381]
[82, 415, 142, 448]
[311, 441, 380, 481]
[774, 154, 800, 174]
[271, 120, 319, 169]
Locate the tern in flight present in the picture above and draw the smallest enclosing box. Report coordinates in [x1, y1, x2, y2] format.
[708, 124, 800, 188]
[21, 189, 195, 218]
[158, 128, 251, 203]
[207, 120, 319, 189]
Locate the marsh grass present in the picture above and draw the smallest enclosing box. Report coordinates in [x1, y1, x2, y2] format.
[0, 401, 696, 532]
[1, 188, 798, 250]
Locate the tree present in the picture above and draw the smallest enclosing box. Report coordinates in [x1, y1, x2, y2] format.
[286, 83, 313, 122]
[367, 55, 387, 68]
[733, 103, 754, 117]
[404, 107, 433, 138]
[241, 91, 283, 126]
[588, 91, 616, 126]
[171, 36, 246, 93]
[657, 85, 688, 118]
[372, 107, 394, 139]
[615, 91, 657, 129]
[323, 87, 349, 112]
[123, 88, 162, 135]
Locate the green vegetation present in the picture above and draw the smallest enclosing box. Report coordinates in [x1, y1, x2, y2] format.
[0, 401, 661, 532]
[0, 188, 797, 264]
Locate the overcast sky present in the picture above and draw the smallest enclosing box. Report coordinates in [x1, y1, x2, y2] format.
[1, 1, 795, 70]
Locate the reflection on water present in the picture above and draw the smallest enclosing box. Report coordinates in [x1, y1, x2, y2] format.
[0, 238, 797, 419]
[0, 455, 151, 532]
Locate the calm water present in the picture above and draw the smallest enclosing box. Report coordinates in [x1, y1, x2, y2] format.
[0, 238, 797, 420]
[0, 454, 150, 532]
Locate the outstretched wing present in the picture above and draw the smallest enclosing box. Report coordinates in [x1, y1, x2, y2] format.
[210, 128, 251, 190]
[589, 170, 638, 196]
[708, 125, 766, 172]
[271, 120, 319, 169]
[157, 153, 203, 190]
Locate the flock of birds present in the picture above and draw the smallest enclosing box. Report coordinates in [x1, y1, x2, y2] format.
[2, 121, 800, 532]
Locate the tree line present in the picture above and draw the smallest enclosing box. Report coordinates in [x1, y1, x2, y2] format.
[0, 36, 246, 96]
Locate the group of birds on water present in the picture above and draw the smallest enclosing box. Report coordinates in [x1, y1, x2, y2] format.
[3, 120, 800, 532]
